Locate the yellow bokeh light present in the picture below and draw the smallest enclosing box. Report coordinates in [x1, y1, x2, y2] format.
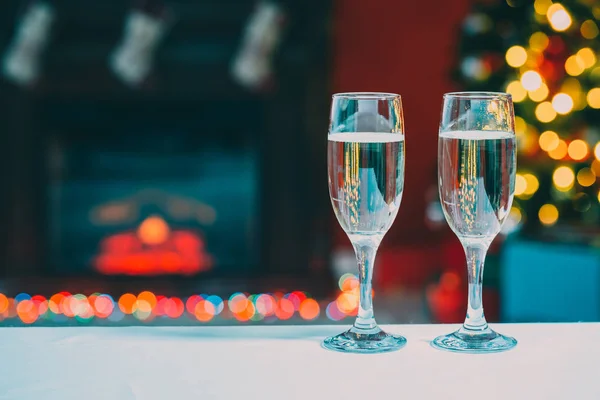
[539, 131, 560, 151]
[526, 49, 542, 67]
[506, 46, 528, 67]
[539, 204, 559, 226]
[577, 168, 596, 187]
[137, 291, 157, 309]
[510, 207, 522, 223]
[553, 166, 575, 190]
[551, 93, 574, 114]
[528, 83, 549, 102]
[514, 116, 527, 135]
[561, 78, 585, 111]
[573, 93, 586, 111]
[118, 293, 138, 314]
[549, 10, 572, 31]
[577, 48, 596, 69]
[529, 32, 549, 51]
[519, 128, 539, 154]
[587, 88, 600, 109]
[521, 70, 543, 91]
[568, 140, 588, 160]
[548, 140, 568, 160]
[565, 55, 585, 76]
[535, 101, 556, 123]
[595, 142, 600, 160]
[506, 80, 527, 102]
[526, 124, 539, 136]
[598, 190, 600, 203]
[534, 0, 552, 15]
[581, 20, 599, 39]
[515, 174, 527, 196]
[561, 77, 582, 93]
[523, 173, 540, 195]
[547, 4, 572, 32]
[592, 160, 600, 176]
[534, 12, 546, 24]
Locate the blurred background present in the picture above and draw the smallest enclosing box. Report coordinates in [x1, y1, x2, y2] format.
[0, 0, 598, 326]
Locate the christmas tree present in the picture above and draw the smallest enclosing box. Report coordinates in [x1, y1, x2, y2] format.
[456, 0, 600, 232]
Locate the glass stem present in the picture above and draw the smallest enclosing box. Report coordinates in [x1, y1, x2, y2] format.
[462, 242, 489, 331]
[352, 241, 379, 331]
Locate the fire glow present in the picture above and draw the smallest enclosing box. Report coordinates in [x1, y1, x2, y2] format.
[94, 215, 212, 276]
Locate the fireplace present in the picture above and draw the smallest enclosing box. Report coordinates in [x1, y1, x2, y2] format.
[44, 98, 260, 278]
[0, 0, 333, 295]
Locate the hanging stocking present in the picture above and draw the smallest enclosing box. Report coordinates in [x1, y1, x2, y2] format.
[231, 1, 286, 91]
[2, 1, 55, 87]
[110, 1, 169, 87]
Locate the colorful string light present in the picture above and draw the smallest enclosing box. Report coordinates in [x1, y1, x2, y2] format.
[0, 281, 360, 325]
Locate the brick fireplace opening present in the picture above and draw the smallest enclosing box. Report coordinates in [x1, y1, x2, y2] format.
[0, 0, 333, 297]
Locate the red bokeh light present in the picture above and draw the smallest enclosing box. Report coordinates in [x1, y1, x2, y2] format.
[118, 293, 137, 314]
[186, 295, 203, 315]
[341, 276, 359, 292]
[194, 300, 215, 322]
[164, 297, 184, 318]
[234, 301, 255, 322]
[138, 291, 157, 309]
[31, 295, 48, 316]
[49, 293, 65, 314]
[229, 294, 249, 314]
[6, 299, 17, 318]
[62, 296, 76, 318]
[154, 296, 168, 316]
[299, 299, 320, 320]
[17, 300, 37, 324]
[255, 294, 276, 316]
[285, 293, 302, 311]
[0, 294, 9, 314]
[336, 292, 358, 315]
[2, 289, 325, 323]
[94, 295, 114, 318]
[88, 294, 98, 310]
[275, 298, 294, 320]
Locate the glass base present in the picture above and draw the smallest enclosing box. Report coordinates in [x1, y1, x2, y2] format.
[431, 326, 517, 354]
[322, 327, 407, 354]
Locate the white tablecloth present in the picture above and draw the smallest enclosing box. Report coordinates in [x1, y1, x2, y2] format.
[1, 324, 598, 400]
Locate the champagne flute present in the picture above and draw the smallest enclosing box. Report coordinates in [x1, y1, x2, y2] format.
[323, 92, 406, 353]
[432, 92, 517, 353]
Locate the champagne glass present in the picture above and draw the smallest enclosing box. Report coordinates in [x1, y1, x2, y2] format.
[324, 92, 406, 353]
[432, 92, 517, 353]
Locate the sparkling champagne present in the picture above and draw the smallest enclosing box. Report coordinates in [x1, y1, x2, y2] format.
[328, 132, 405, 241]
[438, 130, 516, 242]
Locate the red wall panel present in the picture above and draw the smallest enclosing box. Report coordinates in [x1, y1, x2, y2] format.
[332, 0, 471, 243]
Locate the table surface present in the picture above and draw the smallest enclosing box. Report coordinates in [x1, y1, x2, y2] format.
[1, 323, 598, 400]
